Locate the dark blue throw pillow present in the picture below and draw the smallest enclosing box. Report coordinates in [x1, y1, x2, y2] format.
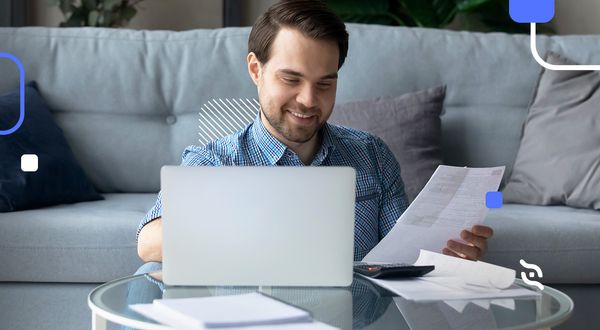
[0, 81, 103, 212]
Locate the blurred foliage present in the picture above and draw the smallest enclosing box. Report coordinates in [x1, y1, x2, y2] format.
[324, 0, 554, 34]
[52, 0, 144, 27]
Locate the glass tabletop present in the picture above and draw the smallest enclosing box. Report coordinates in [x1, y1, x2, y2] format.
[88, 272, 573, 330]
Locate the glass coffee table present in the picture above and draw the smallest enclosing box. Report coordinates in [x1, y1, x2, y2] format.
[88, 271, 573, 330]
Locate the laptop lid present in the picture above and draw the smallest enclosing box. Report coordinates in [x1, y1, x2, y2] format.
[161, 166, 356, 287]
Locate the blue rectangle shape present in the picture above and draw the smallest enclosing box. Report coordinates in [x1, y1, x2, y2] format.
[509, 0, 554, 23]
[486, 192, 503, 209]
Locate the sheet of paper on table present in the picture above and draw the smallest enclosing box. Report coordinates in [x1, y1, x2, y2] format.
[362, 250, 539, 301]
[129, 292, 339, 329]
[367, 274, 538, 302]
[414, 249, 515, 289]
[363, 165, 505, 264]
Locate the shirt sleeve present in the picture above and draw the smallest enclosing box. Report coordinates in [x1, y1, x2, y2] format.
[373, 137, 409, 241]
[136, 145, 218, 241]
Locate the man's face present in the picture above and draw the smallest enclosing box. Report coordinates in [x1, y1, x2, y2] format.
[248, 28, 339, 145]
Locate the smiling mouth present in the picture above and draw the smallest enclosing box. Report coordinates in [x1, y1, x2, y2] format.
[288, 110, 316, 119]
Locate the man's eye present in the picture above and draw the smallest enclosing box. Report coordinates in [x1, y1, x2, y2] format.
[283, 78, 299, 84]
[317, 82, 332, 89]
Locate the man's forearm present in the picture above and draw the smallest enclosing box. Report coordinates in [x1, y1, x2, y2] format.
[137, 217, 163, 262]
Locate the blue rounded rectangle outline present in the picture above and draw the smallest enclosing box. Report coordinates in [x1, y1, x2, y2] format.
[0, 52, 25, 135]
[509, 0, 555, 23]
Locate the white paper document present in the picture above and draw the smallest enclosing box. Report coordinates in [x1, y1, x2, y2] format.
[129, 292, 339, 329]
[357, 165, 540, 302]
[414, 250, 515, 290]
[358, 248, 539, 302]
[363, 165, 505, 264]
[362, 250, 539, 301]
[366, 275, 538, 302]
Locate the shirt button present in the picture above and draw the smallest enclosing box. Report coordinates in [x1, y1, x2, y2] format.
[166, 115, 177, 125]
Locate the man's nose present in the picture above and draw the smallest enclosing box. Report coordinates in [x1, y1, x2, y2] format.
[296, 84, 318, 109]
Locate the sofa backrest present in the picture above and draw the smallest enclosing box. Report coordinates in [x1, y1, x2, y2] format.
[1, 24, 598, 193]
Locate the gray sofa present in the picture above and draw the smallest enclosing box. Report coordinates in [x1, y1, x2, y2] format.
[1, 24, 599, 329]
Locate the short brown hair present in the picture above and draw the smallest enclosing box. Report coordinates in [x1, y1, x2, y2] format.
[248, 0, 349, 69]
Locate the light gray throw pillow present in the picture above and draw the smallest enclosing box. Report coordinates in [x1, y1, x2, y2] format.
[503, 53, 600, 210]
[329, 86, 446, 202]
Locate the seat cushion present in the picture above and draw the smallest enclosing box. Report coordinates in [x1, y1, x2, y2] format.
[484, 203, 600, 284]
[0, 193, 155, 283]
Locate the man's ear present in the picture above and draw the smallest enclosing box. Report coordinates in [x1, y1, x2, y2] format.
[247, 52, 262, 86]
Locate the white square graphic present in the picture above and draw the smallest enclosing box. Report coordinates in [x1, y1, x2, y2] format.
[21, 154, 38, 172]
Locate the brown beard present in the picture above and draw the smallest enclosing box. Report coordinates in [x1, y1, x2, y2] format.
[260, 103, 323, 144]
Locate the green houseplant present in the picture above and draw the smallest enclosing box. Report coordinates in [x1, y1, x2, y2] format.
[324, 0, 551, 34]
[52, 0, 144, 27]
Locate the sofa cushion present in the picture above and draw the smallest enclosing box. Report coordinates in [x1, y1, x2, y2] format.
[328, 86, 445, 203]
[503, 53, 600, 209]
[484, 204, 600, 283]
[0, 81, 103, 212]
[0, 193, 155, 283]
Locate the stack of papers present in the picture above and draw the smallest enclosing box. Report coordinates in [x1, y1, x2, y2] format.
[130, 292, 338, 329]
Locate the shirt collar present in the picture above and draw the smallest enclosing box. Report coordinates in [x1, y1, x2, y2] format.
[251, 114, 288, 165]
[251, 113, 336, 166]
[312, 123, 336, 165]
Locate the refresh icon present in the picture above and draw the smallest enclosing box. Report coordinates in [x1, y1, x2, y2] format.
[0, 52, 25, 135]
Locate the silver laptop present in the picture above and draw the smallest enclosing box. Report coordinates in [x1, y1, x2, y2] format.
[161, 166, 356, 287]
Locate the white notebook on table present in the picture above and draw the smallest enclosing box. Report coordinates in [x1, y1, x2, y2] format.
[129, 292, 338, 329]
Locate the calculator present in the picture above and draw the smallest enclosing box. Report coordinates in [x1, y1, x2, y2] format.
[353, 263, 434, 279]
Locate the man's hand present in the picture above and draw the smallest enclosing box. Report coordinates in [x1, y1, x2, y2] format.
[442, 224, 493, 261]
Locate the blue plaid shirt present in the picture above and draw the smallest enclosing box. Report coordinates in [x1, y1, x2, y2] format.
[139, 115, 409, 260]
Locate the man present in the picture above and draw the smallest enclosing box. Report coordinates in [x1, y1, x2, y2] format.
[137, 0, 493, 264]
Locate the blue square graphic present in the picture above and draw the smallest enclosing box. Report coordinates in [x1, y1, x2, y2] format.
[486, 192, 503, 209]
[509, 0, 555, 23]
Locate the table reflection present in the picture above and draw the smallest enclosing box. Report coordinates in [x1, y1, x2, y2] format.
[123, 272, 538, 330]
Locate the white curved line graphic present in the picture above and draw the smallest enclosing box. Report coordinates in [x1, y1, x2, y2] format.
[520, 259, 544, 290]
[530, 23, 600, 71]
[519, 259, 543, 277]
